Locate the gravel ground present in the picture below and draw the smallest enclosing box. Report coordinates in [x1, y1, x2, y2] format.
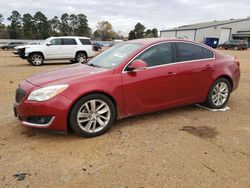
[0, 49, 250, 188]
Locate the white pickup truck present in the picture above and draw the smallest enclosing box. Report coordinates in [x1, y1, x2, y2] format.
[19, 36, 95, 66]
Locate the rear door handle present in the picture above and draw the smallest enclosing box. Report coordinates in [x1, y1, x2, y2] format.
[167, 72, 177, 76]
[204, 64, 215, 70]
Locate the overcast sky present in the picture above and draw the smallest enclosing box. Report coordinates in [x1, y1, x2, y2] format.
[1, 0, 250, 35]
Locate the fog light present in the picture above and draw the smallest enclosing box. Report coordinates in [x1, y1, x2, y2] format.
[26, 116, 53, 125]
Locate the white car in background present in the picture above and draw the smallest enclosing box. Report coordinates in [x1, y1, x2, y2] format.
[19, 36, 95, 66]
[12, 42, 39, 55]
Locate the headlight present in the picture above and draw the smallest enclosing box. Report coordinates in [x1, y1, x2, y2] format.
[27, 85, 68, 102]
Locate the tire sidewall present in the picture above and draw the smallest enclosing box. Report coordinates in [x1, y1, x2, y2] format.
[76, 52, 87, 63]
[69, 94, 116, 137]
[206, 78, 231, 109]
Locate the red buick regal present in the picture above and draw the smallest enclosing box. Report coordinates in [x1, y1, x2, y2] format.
[14, 38, 240, 137]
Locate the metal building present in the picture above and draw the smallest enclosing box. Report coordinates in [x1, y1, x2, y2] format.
[160, 18, 250, 47]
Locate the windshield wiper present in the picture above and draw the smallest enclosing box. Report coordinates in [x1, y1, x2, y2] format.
[88, 63, 101, 68]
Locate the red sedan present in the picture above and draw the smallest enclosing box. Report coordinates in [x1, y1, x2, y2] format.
[14, 38, 240, 137]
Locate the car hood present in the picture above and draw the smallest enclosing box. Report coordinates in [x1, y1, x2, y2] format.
[15, 45, 37, 50]
[26, 64, 111, 87]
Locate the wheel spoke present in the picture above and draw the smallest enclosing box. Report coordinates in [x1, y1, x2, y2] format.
[78, 118, 90, 123]
[85, 121, 93, 132]
[96, 102, 106, 111]
[213, 96, 218, 104]
[99, 115, 108, 121]
[90, 100, 96, 112]
[212, 94, 217, 101]
[78, 112, 90, 118]
[97, 106, 109, 114]
[84, 103, 90, 113]
[97, 117, 106, 127]
[220, 83, 226, 91]
[91, 121, 97, 131]
[216, 96, 220, 105]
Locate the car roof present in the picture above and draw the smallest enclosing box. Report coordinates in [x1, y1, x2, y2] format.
[51, 36, 90, 39]
[126, 38, 211, 49]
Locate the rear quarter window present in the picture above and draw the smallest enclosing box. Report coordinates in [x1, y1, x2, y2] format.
[79, 39, 92, 45]
[203, 48, 214, 59]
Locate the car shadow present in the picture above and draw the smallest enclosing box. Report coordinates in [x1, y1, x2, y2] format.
[11, 61, 73, 67]
[17, 104, 214, 140]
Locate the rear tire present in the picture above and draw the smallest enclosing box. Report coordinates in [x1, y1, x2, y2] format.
[76, 52, 87, 64]
[69, 94, 116, 138]
[30, 53, 44, 66]
[205, 78, 231, 109]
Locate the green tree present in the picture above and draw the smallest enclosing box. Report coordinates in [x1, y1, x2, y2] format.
[59, 13, 71, 35]
[145, 29, 152, 35]
[0, 13, 3, 24]
[69, 14, 77, 35]
[134, 23, 145, 38]
[49, 16, 61, 36]
[128, 30, 136, 40]
[151, 28, 158, 37]
[93, 30, 101, 39]
[22, 13, 36, 39]
[75, 14, 90, 37]
[34, 11, 50, 39]
[49, 16, 60, 36]
[0, 13, 8, 38]
[7, 10, 22, 39]
[145, 29, 154, 37]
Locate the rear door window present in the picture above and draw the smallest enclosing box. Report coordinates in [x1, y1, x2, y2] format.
[176, 43, 204, 62]
[79, 39, 92, 45]
[62, 38, 77, 45]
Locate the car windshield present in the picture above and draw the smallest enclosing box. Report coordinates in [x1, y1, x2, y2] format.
[88, 43, 142, 69]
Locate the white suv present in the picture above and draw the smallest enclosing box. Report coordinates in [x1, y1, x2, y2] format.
[20, 36, 95, 66]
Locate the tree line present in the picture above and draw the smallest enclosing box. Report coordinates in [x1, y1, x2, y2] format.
[128, 23, 158, 40]
[0, 11, 158, 40]
[0, 11, 91, 39]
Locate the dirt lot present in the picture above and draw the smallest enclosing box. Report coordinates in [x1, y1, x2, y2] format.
[0, 49, 250, 188]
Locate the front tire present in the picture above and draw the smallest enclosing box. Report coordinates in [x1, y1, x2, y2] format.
[234, 46, 239, 50]
[205, 78, 231, 109]
[69, 94, 116, 138]
[30, 53, 44, 66]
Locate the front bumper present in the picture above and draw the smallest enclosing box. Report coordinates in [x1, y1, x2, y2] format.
[14, 81, 73, 131]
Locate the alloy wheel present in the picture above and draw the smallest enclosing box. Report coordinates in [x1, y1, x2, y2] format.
[31, 54, 43, 65]
[211, 82, 229, 106]
[77, 100, 111, 133]
[77, 53, 87, 63]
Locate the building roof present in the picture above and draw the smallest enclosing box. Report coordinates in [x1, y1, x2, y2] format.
[161, 18, 250, 32]
[237, 29, 250, 33]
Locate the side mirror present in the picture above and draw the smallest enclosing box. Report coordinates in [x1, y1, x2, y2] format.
[46, 42, 52, 46]
[128, 59, 148, 71]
